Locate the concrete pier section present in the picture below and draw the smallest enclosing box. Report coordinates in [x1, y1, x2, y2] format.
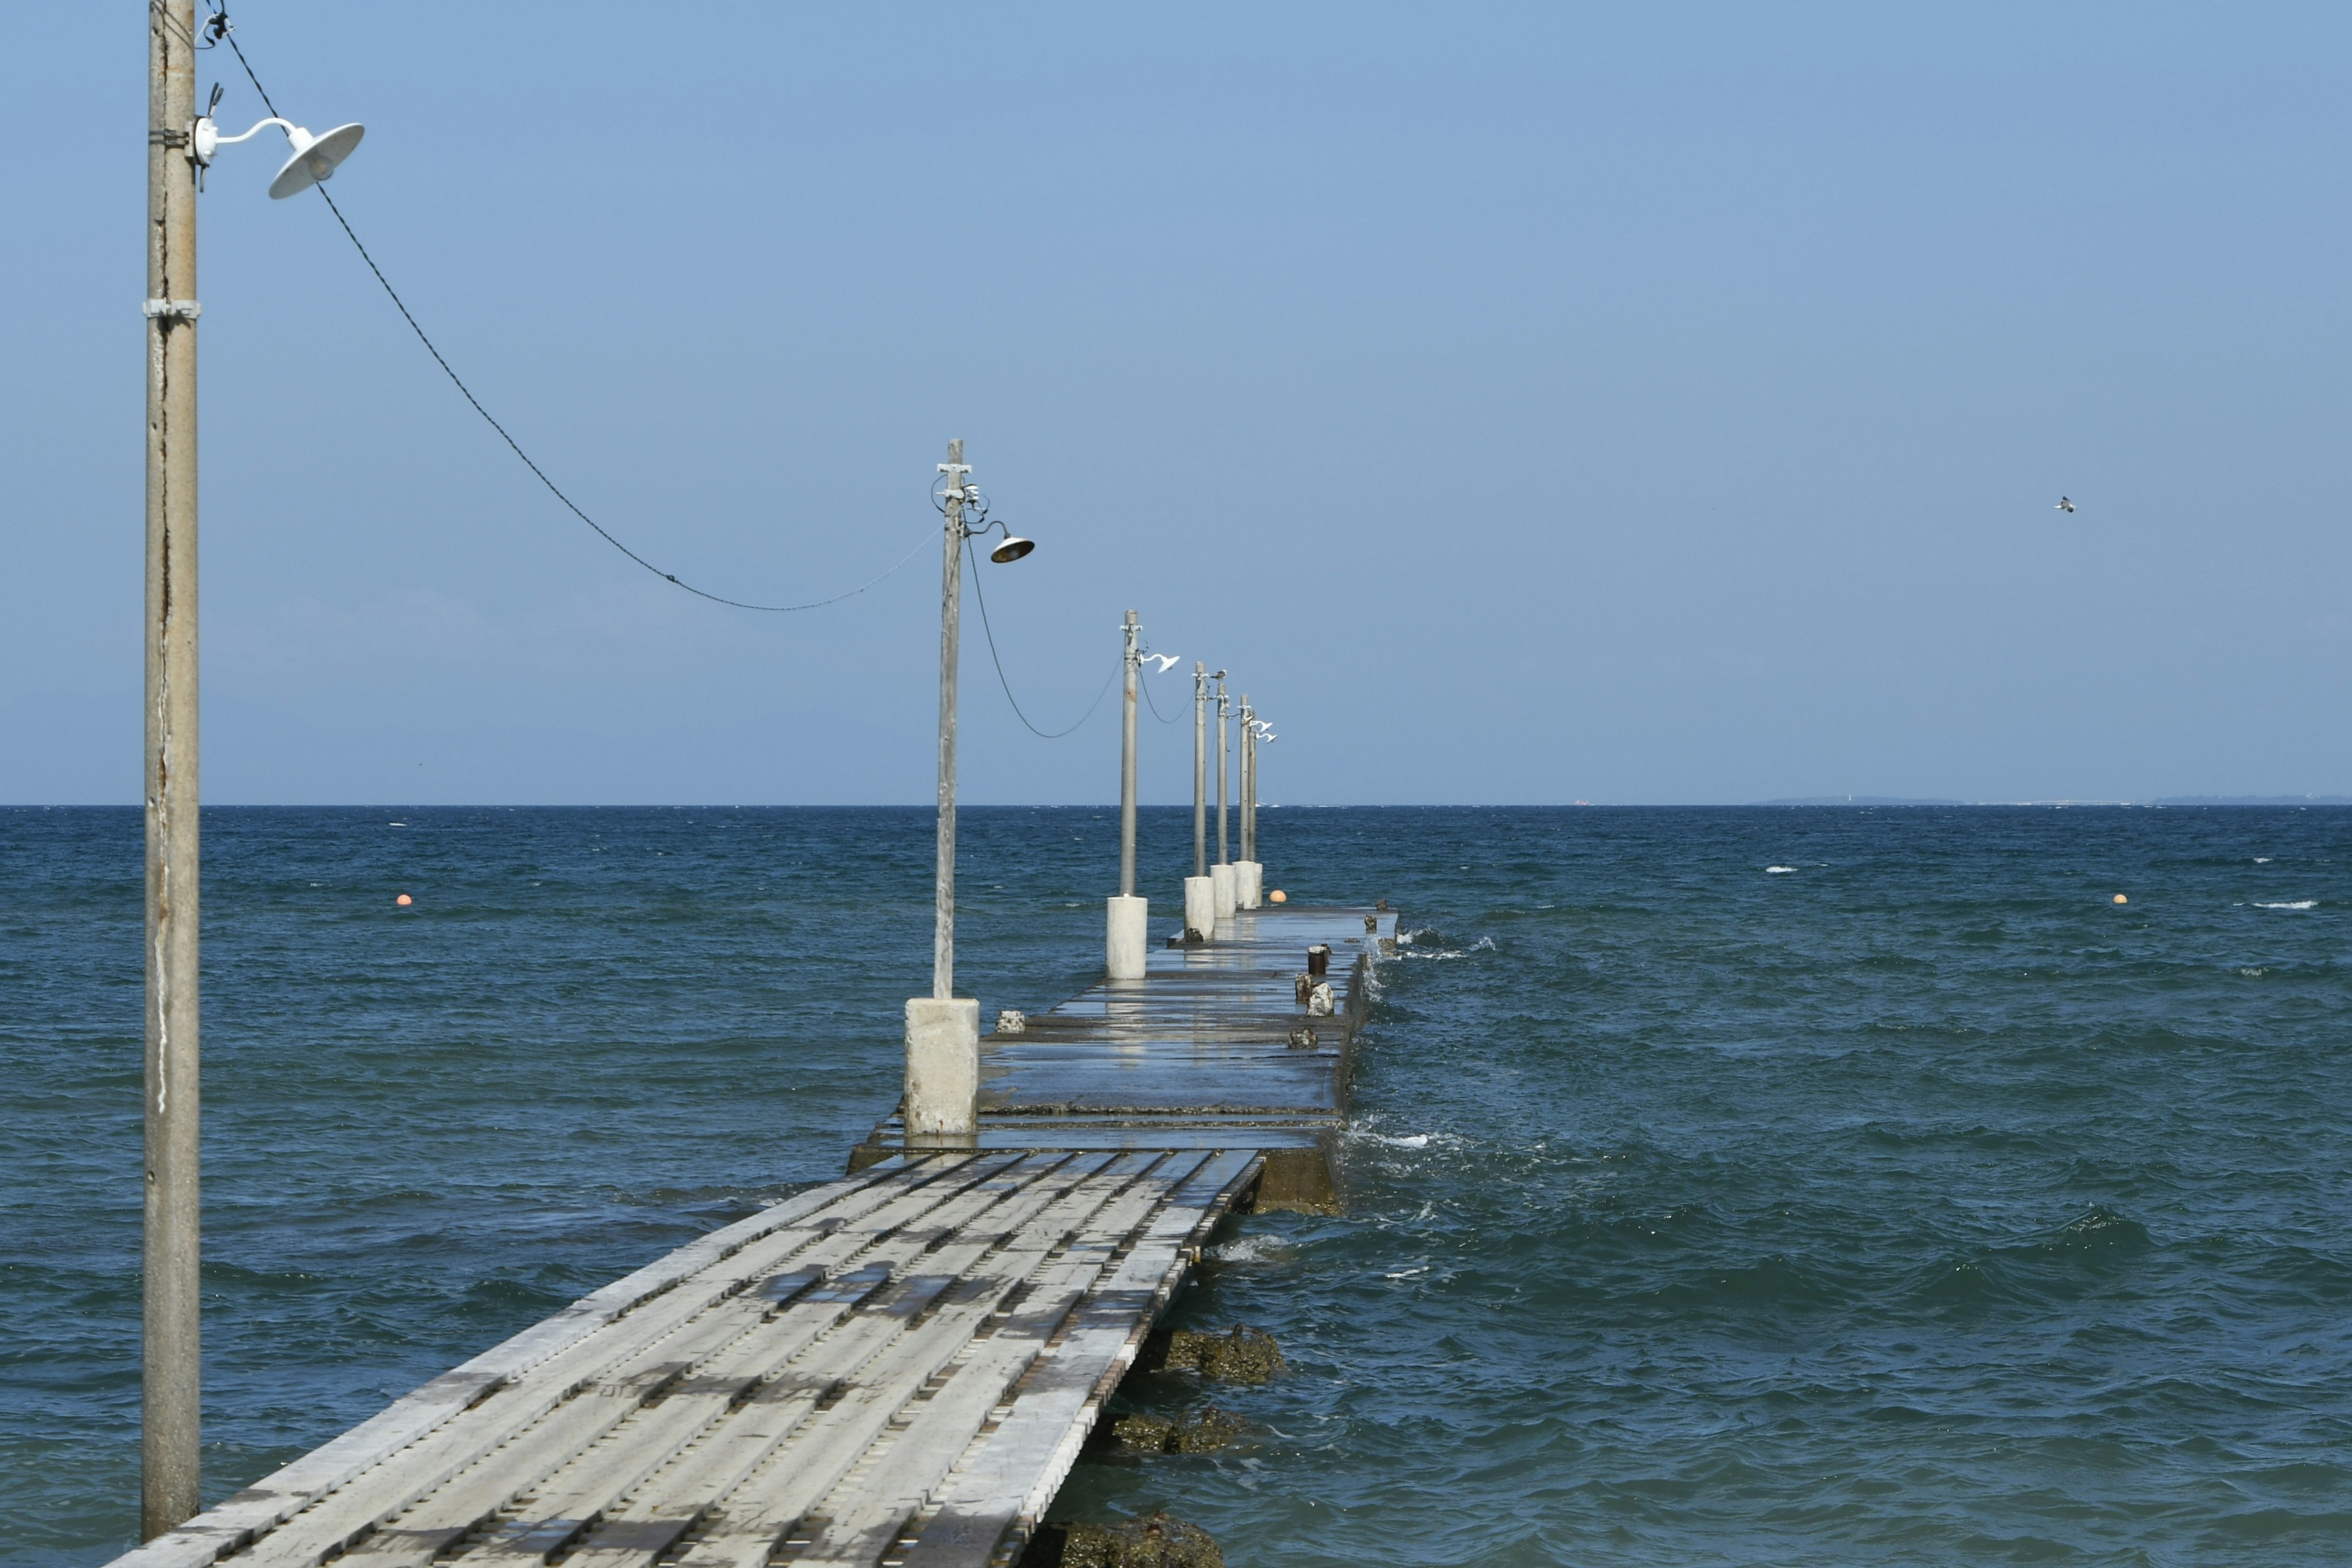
[854, 903, 1397, 1212]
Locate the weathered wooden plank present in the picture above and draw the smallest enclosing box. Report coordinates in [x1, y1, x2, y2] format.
[895, 1151, 1263, 1568]
[781, 1156, 1221, 1568]
[235, 1156, 1037, 1568]
[660, 1153, 1196, 1568]
[109, 1158, 987, 1568]
[420, 1153, 1126, 1568]
[314, 1155, 1082, 1568]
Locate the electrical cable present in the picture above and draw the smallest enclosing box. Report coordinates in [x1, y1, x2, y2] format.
[966, 549, 1117, 739]
[208, 6, 923, 614]
[1139, 669, 1184, 724]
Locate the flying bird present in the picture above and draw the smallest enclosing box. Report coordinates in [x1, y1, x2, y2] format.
[1144, 654, 1181, 673]
[2056, 496, 2076, 513]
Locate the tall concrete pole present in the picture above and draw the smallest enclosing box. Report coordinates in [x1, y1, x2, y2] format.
[1106, 611, 1148, 978]
[142, 0, 203, 1539]
[1210, 679, 1235, 922]
[1240, 697, 1254, 863]
[1118, 611, 1140, 897]
[1183, 662, 1213, 941]
[1191, 663, 1207, 879]
[931, 440, 967, 1001]
[1216, 679, 1231, 865]
[905, 442, 978, 1144]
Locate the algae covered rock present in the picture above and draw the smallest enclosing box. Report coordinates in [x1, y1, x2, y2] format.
[1052, 1510, 1223, 1568]
[1108, 1405, 1246, 1453]
[1160, 1325, 1283, 1382]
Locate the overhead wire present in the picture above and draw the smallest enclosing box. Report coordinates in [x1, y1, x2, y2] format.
[1139, 669, 1184, 723]
[965, 548, 1117, 739]
[206, 6, 924, 613]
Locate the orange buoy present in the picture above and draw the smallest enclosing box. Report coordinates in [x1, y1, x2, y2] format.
[396, 893, 413, 907]
[1268, 889, 1287, 903]
[2113, 894, 2128, 905]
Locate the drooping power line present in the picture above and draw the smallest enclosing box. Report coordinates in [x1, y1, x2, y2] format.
[207, 6, 924, 613]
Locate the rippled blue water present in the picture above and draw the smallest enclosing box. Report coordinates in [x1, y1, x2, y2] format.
[6, 805, 2350, 1567]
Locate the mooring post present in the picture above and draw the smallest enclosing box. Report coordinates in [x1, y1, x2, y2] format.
[141, 0, 203, 1537]
[1236, 695, 1261, 909]
[907, 439, 978, 1143]
[1183, 663, 1213, 940]
[1107, 611, 1147, 979]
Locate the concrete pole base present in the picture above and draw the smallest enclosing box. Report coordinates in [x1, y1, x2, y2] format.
[903, 997, 979, 1143]
[1236, 861, 1262, 910]
[1182, 876, 1215, 941]
[1107, 894, 1148, 980]
[1211, 864, 1238, 922]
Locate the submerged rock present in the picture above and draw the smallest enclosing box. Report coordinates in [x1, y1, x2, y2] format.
[1039, 1510, 1224, 1568]
[1107, 1405, 1247, 1453]
[1160, 1325, 1283, 1382]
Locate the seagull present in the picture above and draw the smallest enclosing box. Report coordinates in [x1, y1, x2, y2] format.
[2056, 496, 2076, 513]
[1144, 654, 1181, 673]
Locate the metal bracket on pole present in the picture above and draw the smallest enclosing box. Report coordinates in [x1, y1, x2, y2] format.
[142, 299, 202, 322]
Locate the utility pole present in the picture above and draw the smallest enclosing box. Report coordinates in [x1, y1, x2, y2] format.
[142, 0, 203, 1539]
[906, 441, 978, 1142]
[1191, 663, 1208, 879]
[1106, 612, 1147, 978]
[1216, 677, 1231, 865]
[1237, 696, 1261, 910]
[1118, 612, 1140, 898]
[931, 439, 965, 1003]
[1183, 663, 1213, 941]
[1239, 696, 1254, 864]
[1211, 677, 1235, 922]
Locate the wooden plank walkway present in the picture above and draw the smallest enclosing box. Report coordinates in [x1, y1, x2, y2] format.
[111, 905, 1390, 1568]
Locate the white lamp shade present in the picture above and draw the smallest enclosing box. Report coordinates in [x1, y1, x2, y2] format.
[270, 123, 365, 200]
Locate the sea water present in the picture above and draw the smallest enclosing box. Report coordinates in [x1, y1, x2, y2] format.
[4, 805, 2349, 1567]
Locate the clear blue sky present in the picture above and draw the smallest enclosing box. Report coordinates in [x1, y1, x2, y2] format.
[7, 3, 2351, 805]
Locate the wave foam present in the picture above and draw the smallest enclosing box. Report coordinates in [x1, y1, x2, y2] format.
[1766, 865, 1796, 874]
[2256, 900, 2318, 911]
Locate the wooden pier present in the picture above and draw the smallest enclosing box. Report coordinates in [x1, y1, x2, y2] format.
[111, 904, 1392, 1568]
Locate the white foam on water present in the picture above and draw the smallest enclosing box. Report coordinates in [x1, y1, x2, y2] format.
[1208, 1234, 1294, 1264]
[2240, 966, 2269, 978]
[1766, 865, 1796, 874]
[2256, 900, 2318, 910]
[2255, 857, 2274, 864]
[1384, 1265, 1429, 1280]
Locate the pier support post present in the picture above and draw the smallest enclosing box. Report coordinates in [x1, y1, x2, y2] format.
[141, 1, 204, 1537]
[1107, 894, 1148, 979]
[904, 997, 979, 1144]
[1211, 862, 1237, 923]
[1183, 875, 1214, 941]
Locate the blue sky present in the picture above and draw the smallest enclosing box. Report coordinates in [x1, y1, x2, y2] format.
[7, 3, 2351, 804]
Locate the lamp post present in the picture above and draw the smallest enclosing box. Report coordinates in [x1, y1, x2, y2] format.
[140, 11, 363, 1536]
[1236, 695, 1261, 909]
[1183, 663, 1216, 941]
[905, 441, 1032, 1145]
[1106, 612, 1148, 978]
[1211, 677, 1236, 922]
